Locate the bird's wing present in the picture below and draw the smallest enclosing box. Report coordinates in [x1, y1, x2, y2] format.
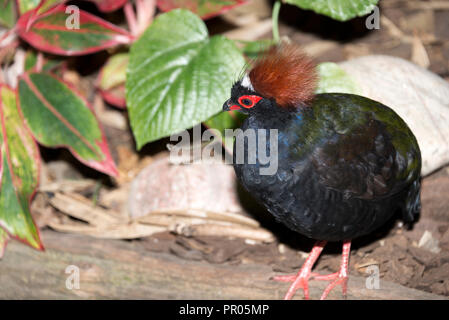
[303, 94, 421, 200]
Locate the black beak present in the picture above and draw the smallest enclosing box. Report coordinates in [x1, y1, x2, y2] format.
[222, 99, 231, 112]
[223, 99, 241, 112]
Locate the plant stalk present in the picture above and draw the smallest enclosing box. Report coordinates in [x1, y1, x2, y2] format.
[272, 1, 281, 43]
[124, 2, 138, 36]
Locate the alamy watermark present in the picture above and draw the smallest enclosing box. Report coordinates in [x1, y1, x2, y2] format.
[365, 265, 380, 289]
[365, 6, 380, 30]
[65, 5, 80, 30]
[168, 124, 279, 176]
[65, 265, 80, 290]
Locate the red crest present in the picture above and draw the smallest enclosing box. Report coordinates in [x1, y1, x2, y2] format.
[248, 43, 318, 108]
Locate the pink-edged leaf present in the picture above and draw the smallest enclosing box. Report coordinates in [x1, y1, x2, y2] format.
[157, 0, 247, 19]
[19, 0, 129, 15]
[18, 72, 118, 176]
[0, 85, 43, 251]
[0, 227, 9, 258]
[0, 0, 16, 28]
[97, 52, 128, 108]
[24, 50, 64, 72]
[36, 0, 65, 15]
[99, 85, 126, 108]
[86, 0, 128, 12]
[17, 4, 133, 56]
[17, 0, 40, 15]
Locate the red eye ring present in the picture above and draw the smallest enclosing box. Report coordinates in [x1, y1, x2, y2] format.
[238, 95, 262, 109]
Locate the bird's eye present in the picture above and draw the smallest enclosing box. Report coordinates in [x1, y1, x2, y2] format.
[238, 95, 262, 109]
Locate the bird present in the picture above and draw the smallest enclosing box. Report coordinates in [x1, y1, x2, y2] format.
[222, 43, 421, 300]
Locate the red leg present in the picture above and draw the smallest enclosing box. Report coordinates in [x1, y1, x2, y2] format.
[312, 240, 351, 300]
[272, 240, 327, 300]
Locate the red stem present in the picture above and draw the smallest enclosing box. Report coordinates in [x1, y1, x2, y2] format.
[136, 0, 156, 36]
[124, 2, 138, 36]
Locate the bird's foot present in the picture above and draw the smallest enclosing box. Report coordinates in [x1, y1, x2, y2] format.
[272, 272, 320, 283]
[312, 271, 349, 300]
[272, 240, 351, 300]
[272, 271, 320, 300]
[311, 240, 351, 300]
[271, 240, 327, 300]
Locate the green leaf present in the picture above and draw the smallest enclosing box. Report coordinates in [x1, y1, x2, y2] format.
[24, 50, 64, 72]
[0, 85, 42, 250]
[204, 110, 246, 154]
[316, 62, 361, 94]
[234, 39, 274, 59]
[285, 0, 378, 22]
[97, 53, 128, 108]
[0, 226, 9, 258]
[157, 0, 246, 20]
[17, 0, 40, 15]
[18, 72, 118, 176]
[126, 9, 245, 149]
[17, 5, 132, 56]
[0, 0, 16, 28]
[99, 53, 128, 91]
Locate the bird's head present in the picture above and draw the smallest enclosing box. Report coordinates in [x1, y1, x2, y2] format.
[222, 74, 271, 115]
[223, 43, 318, 115]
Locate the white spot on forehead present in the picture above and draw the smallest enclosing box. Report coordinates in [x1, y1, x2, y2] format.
[240, 74, 254, 91]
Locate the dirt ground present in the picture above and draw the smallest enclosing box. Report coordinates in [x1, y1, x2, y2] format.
[29, 0, 449, 298]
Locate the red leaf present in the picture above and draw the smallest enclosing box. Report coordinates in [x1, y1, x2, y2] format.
[17, 5, 133, 56]
[18, 0, 129, 16]
[0, 85, 44, 251]
[99, 85, 126, 108]
[18, 73, 118, 177]
[157, 0, 247, 20]
[97, 52, 128, 108]
[86, 0, 128, 12]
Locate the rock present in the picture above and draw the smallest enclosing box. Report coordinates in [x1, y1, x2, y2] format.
[128, 156, 244, 218]
[418, 230, 441, 254]
[339, 55, 449, 176]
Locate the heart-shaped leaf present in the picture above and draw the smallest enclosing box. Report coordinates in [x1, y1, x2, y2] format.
[285, 0, 379, 22]
[157, 0, 247, 20]
[17, 4, 132, 56]
[18, 72, 118, 176]
[97, 53, 128, 108]
[126, 9, 245, 148]
[0, 85, 43, 250]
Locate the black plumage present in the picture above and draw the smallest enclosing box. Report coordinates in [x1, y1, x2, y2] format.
[222, 44, 421, 300]
[230, 93, 421, 242]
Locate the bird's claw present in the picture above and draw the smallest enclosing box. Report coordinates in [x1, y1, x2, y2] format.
[273, 271, 348, 300]
[272, 272, 320, 283]
[273, 274, 311, 300]
[312, 272, 349, 300]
